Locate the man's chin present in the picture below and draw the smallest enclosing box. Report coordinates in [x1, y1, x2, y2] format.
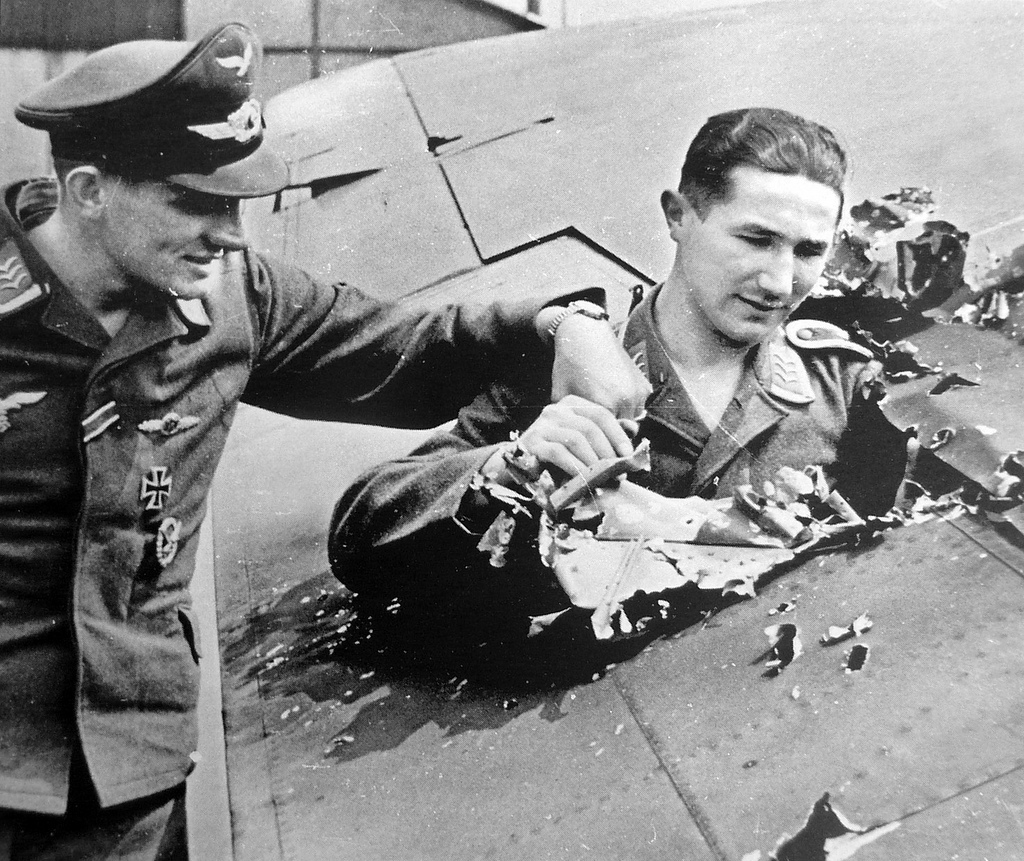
[162, 269, 220, 301]
[717, 318, 779, 349]
[144, 283, 203, 304]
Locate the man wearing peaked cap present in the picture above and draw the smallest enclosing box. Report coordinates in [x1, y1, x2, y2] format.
[329, 108, 912, 656]
[0, 22, 648, 859]
[16, 22, 287, 198]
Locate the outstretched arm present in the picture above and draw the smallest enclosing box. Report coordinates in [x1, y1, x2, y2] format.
[243, 252, 649, 426]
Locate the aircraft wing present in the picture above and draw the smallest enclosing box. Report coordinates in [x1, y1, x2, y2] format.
[205, 1, 1024, 858]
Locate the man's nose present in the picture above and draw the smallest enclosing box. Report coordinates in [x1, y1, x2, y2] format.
[757, 250, 796, 299]
[206, 206, 248, 252]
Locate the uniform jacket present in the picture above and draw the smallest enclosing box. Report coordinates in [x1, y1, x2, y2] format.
[330, 285, 908, 599]
[0, 179, 558, 814]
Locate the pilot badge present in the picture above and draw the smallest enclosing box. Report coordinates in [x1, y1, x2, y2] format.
[156, 517, 182, 567]
[138, 412, 200, 437]
[141, 467, 173, 511]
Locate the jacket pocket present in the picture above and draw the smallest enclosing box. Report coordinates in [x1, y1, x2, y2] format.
[178, 606, 202, 663]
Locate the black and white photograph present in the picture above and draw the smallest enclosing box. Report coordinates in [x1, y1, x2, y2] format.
[1, 1, 1023, 858]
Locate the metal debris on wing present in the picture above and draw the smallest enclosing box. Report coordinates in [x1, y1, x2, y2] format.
[763, 623, 803, 677]
[471, 440, 900, 642]
[928, 371, 980, 396]
[764, 791, 900, 861]
[476, 511, 516, 568]
[820, 612, 873, 646]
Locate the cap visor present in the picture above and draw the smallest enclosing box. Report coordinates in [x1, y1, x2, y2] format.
[166, 143, 288, 198]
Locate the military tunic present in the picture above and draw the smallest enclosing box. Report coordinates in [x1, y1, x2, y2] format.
[0, 179, 559, 814]
[330, 285, 908, 599]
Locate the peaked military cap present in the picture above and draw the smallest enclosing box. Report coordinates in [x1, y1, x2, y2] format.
[15, 23, 288, 198]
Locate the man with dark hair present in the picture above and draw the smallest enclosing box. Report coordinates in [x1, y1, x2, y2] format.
[0, 23, 648, 859]
[329, 107, 907, 625]
[677, 107, 847, 216]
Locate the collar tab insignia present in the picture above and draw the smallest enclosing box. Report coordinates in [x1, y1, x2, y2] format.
[766, 341, 815, 406]
[628, 340, 649, 378]
[0, 242, 49, 318]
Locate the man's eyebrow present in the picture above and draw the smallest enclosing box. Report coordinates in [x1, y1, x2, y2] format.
[737, 222, 831, 251]
[796, 238, 832, 253]
[736, 223, 778, 236]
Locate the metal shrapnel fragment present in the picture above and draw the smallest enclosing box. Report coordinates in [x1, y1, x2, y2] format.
[769, 792, 900, 861]
[820, 612, 873, 646]
[818, 230, 878, 295]
[883, 186, 935, 214]
[928, 371, 980, 396]
[850, 199, 911, 234]
[897, 220, 970, 311]
[476, 511, 516, 568]
[764, 623, 803, 677]
[874, 338, 939, 382]
[323, 733, 356, 756]
[927, 427, 956, 451]
[990, 451, 1024, 501]
[527, 607, 571, 637]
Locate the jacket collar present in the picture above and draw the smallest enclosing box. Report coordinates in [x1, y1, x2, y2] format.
[2, 180, 212, 359]
[623, 285, 817, 494]
[89, 294, 211, 384]
[624, 284, 816, 407]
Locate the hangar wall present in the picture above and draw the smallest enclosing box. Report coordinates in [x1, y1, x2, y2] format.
[0, 0, 785, 187]
[0, 0, 539, 187]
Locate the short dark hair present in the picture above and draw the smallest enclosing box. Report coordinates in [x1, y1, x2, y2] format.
[679, 107, 847, 218]
[53, 156, 161, 189]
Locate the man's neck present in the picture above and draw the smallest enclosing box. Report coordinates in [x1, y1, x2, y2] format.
[29, 211, 133, 336]
[652, 283, 750, 430]
[652, 281, 749, 374]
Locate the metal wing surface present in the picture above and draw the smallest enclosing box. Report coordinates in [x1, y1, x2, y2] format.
[211, 2, 1024, 859]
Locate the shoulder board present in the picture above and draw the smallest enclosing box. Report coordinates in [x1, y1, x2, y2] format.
[0, 238, 49, 320]
[784, 319, 874, 360]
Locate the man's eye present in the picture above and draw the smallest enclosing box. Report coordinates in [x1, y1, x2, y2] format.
[741, 235, 772, 248]
[796, 244, 829, 259]
[170, 190, 233, 217]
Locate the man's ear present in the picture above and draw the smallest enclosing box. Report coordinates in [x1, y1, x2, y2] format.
[660, 189, 692, 240]
[62, 166, 108, 219]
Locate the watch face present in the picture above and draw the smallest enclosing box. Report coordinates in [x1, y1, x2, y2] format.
[569, 300, 609, 320]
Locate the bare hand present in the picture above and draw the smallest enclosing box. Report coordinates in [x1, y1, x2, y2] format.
[519, 395, 637, 479]
[549, 315, 651, 418]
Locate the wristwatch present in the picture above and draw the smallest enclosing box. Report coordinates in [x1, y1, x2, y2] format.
[545, 299, 610, 340]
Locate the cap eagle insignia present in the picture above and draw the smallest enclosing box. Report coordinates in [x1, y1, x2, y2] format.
[215, 42, 253, 77]
[187, 98, 262, 143]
